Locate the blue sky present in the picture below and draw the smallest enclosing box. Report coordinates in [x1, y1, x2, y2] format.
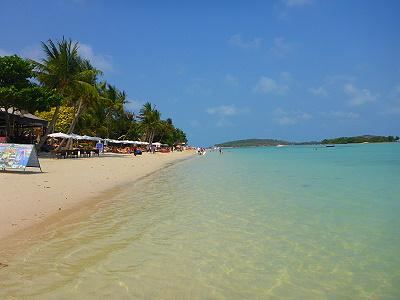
[1, 0, 399, 145]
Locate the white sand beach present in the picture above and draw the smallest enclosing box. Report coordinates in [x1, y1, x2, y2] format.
[0, 151, 194, 240]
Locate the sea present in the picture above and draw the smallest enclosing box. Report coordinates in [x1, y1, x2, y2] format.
[1, 143, 399, 299]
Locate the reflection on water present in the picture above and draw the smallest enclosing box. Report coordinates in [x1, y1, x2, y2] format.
[1, 144, 400, 299]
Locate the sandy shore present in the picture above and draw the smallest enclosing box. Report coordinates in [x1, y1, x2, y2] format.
[0, 151, 194, 240]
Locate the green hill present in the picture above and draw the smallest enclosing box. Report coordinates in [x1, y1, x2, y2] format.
[215, 139, 292, 147]
[321, 135, 399, 144]
[215, 135, 399, 147]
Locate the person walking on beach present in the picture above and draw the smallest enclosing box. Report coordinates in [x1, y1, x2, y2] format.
[219, 147, 223, 154]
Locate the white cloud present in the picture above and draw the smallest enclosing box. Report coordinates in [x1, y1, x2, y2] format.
[327, 111, 359, 119]
[206, 104, 250, 127]
[282, 0, 313, 7]
[382, 84, 400, 115]
[216, 119, 234, 127]
[344, 83, 377, 106]
[224, 74, 239, 87]
[229, 34, 262, 49]
[78, 43, 113, 72]
[207, 105, 237, 116]
[383, 106, 400, 115]
[309, 86, 328, 97]
[124, 99, 144, 112]
[253, 76, 289, 95]
[185, 79, 211, 96]
[274, 107, 311, 125]
[190, 120, 201, 127]
[0, 48, 11, 56]
[310, 74, 356, 98]
[20, 45, 42, 61]
[269, 37, 293, 58]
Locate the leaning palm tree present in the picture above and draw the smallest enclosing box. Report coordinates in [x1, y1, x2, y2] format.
[32, 37, 99, 150]
[63, 61, 101, 149]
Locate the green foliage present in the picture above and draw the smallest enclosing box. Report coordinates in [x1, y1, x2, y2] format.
[0, 55, 33, 88]
[321, 135, 399, 144]
[1, 40, 189, 146]
[36, 106, 75, 133]
[0, 55, 62, 138]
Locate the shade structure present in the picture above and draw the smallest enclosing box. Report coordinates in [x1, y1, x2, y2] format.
[48, 132, 71, 139]
[121, 140, 135, 144]
[69, 133, 83, 140]
[152, 142, 162, 147]
[80, 135, 102, 142]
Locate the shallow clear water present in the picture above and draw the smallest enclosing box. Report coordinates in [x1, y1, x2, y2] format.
[1, 143, 400, 299]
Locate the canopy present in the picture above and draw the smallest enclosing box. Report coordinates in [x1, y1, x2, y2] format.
[152, 142, 162, 147]
[48, 132, 71, 139]
[80, 135, 102, 142]
[69, 133, 83, 140]
[48, 132, 103, 142]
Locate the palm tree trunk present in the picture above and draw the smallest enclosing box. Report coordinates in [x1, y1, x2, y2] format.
[60, 99, 84, 150]
[36, 105, 61, 151]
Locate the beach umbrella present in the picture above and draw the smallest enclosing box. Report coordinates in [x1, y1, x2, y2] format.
[69, 133, 83, 140]
[152, 142, 162, 147]
[81, 135, 102, 142]
[48, 132, 71, 139]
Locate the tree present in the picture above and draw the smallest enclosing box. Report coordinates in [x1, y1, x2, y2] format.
[0, 55, 60, 140]
[62, 61, 100, 149]
[32, 37, 98, 150]
[139, 102, 161, 144]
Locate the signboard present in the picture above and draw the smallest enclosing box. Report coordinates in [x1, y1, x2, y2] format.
[96, 142, 104, 153]
[0, 143, 42, 171]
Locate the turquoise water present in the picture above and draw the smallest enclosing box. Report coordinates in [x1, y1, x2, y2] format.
[1, 143, 400, 299]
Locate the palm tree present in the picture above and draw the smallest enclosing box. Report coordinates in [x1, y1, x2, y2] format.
[63, 61, 101, 149]
[32, 37, 99, 150]
[139, 102, 161, 144]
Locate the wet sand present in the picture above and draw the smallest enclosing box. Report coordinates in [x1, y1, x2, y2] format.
[0, 151, 194, 241]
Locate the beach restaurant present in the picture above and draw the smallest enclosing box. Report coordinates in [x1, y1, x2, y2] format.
[0, 108, 48, 144]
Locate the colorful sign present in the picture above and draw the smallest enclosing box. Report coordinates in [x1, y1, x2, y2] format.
[0, 143, 41, 171]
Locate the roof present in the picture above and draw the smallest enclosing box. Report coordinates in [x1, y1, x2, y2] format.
[0, 108, 48, 127]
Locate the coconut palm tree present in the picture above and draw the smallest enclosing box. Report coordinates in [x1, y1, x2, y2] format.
[32, 37, 99, 150]
[139, 102, 161, 144]
[63, 61, 101, 149]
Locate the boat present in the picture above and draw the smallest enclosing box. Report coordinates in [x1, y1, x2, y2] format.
[325, 145, 335, 148]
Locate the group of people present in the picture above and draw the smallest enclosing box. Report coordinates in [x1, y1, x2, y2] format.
[197, 147, 206, 155]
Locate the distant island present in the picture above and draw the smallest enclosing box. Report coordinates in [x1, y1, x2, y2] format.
[215, 135, 399, 147]
[321, 135, 399, 144]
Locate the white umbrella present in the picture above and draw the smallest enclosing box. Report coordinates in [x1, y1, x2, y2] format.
[81, 135, 102, 142]
[69, 133, 83, 140]
[152, 142, 162, 147]
[48, 132, 71, 139]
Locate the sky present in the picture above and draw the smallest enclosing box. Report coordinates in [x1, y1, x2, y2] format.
[1, 0, 399, 146]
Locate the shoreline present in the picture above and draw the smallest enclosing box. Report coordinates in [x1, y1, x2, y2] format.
[0, 151, 195, 246]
